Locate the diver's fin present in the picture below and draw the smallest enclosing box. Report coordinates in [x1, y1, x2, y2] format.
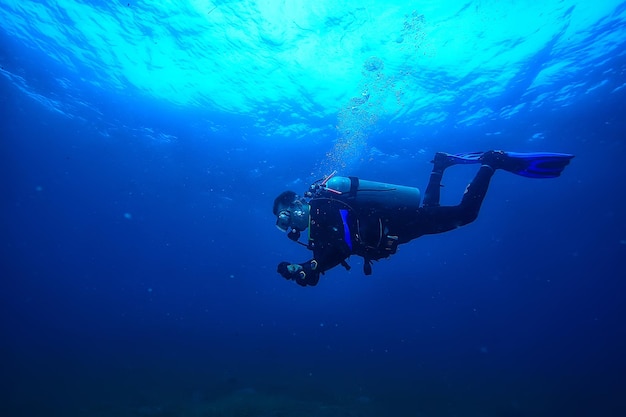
[432, 151, 483, 169]
[482, 151, 574, 178]
[434, 151, 574, 178]
[498, 151, 574, 178]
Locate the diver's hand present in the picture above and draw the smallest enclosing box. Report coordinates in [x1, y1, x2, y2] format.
[277, 260, 319, 286]
[277, 262, 304, 280]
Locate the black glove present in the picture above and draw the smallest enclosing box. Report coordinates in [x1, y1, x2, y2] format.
[277, 261, 295, 280]
[277, 261, 306, 279]
[277, 260, 319, 286]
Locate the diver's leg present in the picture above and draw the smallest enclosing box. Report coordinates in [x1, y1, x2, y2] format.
[415, 165, 495, 235]
[422, 153, 452, 207]
[457, 165, 494, 218]
[422, 171, 444, 207]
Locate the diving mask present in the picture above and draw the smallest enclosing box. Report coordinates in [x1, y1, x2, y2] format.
[275, 201, 308, 232]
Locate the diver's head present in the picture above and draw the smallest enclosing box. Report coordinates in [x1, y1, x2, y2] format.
[273, 191, 310, 233]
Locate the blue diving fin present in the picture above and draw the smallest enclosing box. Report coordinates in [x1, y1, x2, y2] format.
[433, 151, 574, 178]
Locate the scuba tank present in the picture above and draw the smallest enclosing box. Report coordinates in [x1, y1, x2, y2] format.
[306, 171, 421, 210]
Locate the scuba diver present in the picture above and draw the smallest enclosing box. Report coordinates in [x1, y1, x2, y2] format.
[273, 150, 574, 287]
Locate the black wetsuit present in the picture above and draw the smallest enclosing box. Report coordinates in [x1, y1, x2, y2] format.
[289, 165, 495, 286]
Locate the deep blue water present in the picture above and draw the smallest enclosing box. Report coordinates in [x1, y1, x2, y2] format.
[2, 1, 626, 416]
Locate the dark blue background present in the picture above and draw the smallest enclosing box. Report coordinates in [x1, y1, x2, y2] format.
[2, 35, 626, 417]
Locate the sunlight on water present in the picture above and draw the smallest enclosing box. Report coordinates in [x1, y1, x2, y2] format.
[1, 0, 625, 157]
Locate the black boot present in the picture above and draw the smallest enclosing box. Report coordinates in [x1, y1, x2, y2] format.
[479, 150, 525, 172]
[431, 152, 458, 173]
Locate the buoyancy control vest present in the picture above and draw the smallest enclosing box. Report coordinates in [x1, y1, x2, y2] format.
[305, 172, 421, 274]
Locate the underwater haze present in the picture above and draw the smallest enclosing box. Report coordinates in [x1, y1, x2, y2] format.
[2, 1, 626, 416]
